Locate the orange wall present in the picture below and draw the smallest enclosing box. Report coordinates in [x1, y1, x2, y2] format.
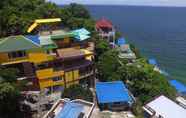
[0, 53, 9, 63]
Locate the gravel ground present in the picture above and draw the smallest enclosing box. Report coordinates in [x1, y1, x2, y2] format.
[91, 107, 135, 118]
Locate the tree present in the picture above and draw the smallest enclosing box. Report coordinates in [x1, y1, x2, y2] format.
[130, 44, 142, 58]
[0, 1, 95, 37]
[0, 83, 22, 118]
[97, 49, 121, 81]
[95, 39, 110, 61]
[0, 67, 18, 83]
[131, 99, 143, 118]
[60, 3, 94, 31]
[118, 60, 176, 103]
[61, 84, 93, 102]
[62, 3, 90, 19]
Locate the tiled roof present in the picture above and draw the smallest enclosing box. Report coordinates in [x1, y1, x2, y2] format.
[96, 18, 113, 29]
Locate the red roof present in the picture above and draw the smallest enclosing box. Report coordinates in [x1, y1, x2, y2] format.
[96, 18, 113, 29]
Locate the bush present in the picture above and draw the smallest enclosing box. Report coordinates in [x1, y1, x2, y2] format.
[0, 83, 22, 118]
[61, 84, 93, 102]
[131, 100, 143, 117]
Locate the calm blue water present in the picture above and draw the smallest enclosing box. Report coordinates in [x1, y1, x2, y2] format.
[87, 5, 186, 83]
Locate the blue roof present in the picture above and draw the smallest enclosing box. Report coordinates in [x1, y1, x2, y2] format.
[148, 58, 157, 65]
[72, 28, 91, 41]
[96, 81, 133, 104]
[117, 37, 126, 46]
[169, 80, 186, 94]
[55, 102, 83, 118]
[72, 28, 90, 35]
[25, 35, 40, 45]
[75, 34, 90, 41]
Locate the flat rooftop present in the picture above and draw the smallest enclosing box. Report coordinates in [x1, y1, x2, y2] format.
[143, 95, 186, 118]
[96, 81, 133, 104]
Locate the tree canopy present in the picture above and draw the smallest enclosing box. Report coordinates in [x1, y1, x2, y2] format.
[96, 48, 176, 103]
[0, 1, 94, 37]
[0, 82, 22, 118]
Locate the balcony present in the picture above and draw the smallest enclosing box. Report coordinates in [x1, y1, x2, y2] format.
[79, 71, 94, 79]
[53, 59, 93, 72]
[56, 47, 94, 61]
[1, 52, 55, 65]
[36, 68, 64, 80]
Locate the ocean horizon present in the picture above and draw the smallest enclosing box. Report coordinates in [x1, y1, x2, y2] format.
[86, 5, 186, 83]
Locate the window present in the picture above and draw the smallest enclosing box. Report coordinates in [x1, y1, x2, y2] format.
[8, 50, 26, 59]
[36, 63, 50, 70]
[52, 77, 63, 82]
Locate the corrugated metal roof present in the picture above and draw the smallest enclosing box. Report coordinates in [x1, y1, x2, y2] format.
[72, 28, 90, 36]
[144, 95, 186, 118]
[39, 36, 54, 46]
[0, 36, 40, 53]
[96, 81, 132, 104]
[25, 35, 40, 45]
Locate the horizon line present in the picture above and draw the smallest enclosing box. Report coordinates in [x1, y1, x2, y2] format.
[56, 3, 186, 8]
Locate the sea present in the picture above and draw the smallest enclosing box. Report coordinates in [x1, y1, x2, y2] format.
[86, 5, 186, 83]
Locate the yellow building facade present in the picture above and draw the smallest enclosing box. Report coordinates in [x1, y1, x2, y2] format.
[0, 34, 94, 91]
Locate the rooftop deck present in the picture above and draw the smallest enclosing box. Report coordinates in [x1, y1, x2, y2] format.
[143, 95, 186, 118]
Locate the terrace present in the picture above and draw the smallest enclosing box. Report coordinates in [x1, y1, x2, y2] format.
[44, 98, 95, 118]
[118, 44, 136, 59]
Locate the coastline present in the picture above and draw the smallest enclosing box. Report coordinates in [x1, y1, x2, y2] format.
[86, 5, 186, 84]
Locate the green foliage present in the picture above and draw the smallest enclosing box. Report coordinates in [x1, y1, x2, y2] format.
[131, 100, 143, 117]
[95, 39, 110, 61]
[62, 84, 93, 102]
[65, 18, 95, 31]
[115, 31, 122, 40]
[0, 82, 22, 118]
[0, 1, 94, 37]
[0, 68, 18, 83]
[60, 3, 94, 31]
[121, 61, 176, 103]
[61, 3, 90, 19]
[97, 47, 176, 103]
[130, 44, 142, 58]
[97, 49, 121, 81]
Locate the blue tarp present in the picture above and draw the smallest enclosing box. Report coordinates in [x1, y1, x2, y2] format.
[96, 81, 132, 104]
[169, 80, 186, 94]
[117, 37, 126, 46]
[25, 35, 40, 45]
[148, 58, 157, 65]
[55, 102, 83, 118]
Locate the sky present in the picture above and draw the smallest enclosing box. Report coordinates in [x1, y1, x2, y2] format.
[47, 0, 186, 7]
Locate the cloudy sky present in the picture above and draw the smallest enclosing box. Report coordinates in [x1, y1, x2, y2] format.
[47, 0, 186, 6]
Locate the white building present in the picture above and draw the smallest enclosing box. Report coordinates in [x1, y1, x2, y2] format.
[143, 95, 186, 118]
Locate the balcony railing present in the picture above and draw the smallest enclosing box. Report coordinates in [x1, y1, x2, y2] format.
[53, 60, 93, 72]
[79, 71, 94, 79]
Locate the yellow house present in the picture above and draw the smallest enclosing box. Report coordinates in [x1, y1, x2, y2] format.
[0, 30, 94, 92]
